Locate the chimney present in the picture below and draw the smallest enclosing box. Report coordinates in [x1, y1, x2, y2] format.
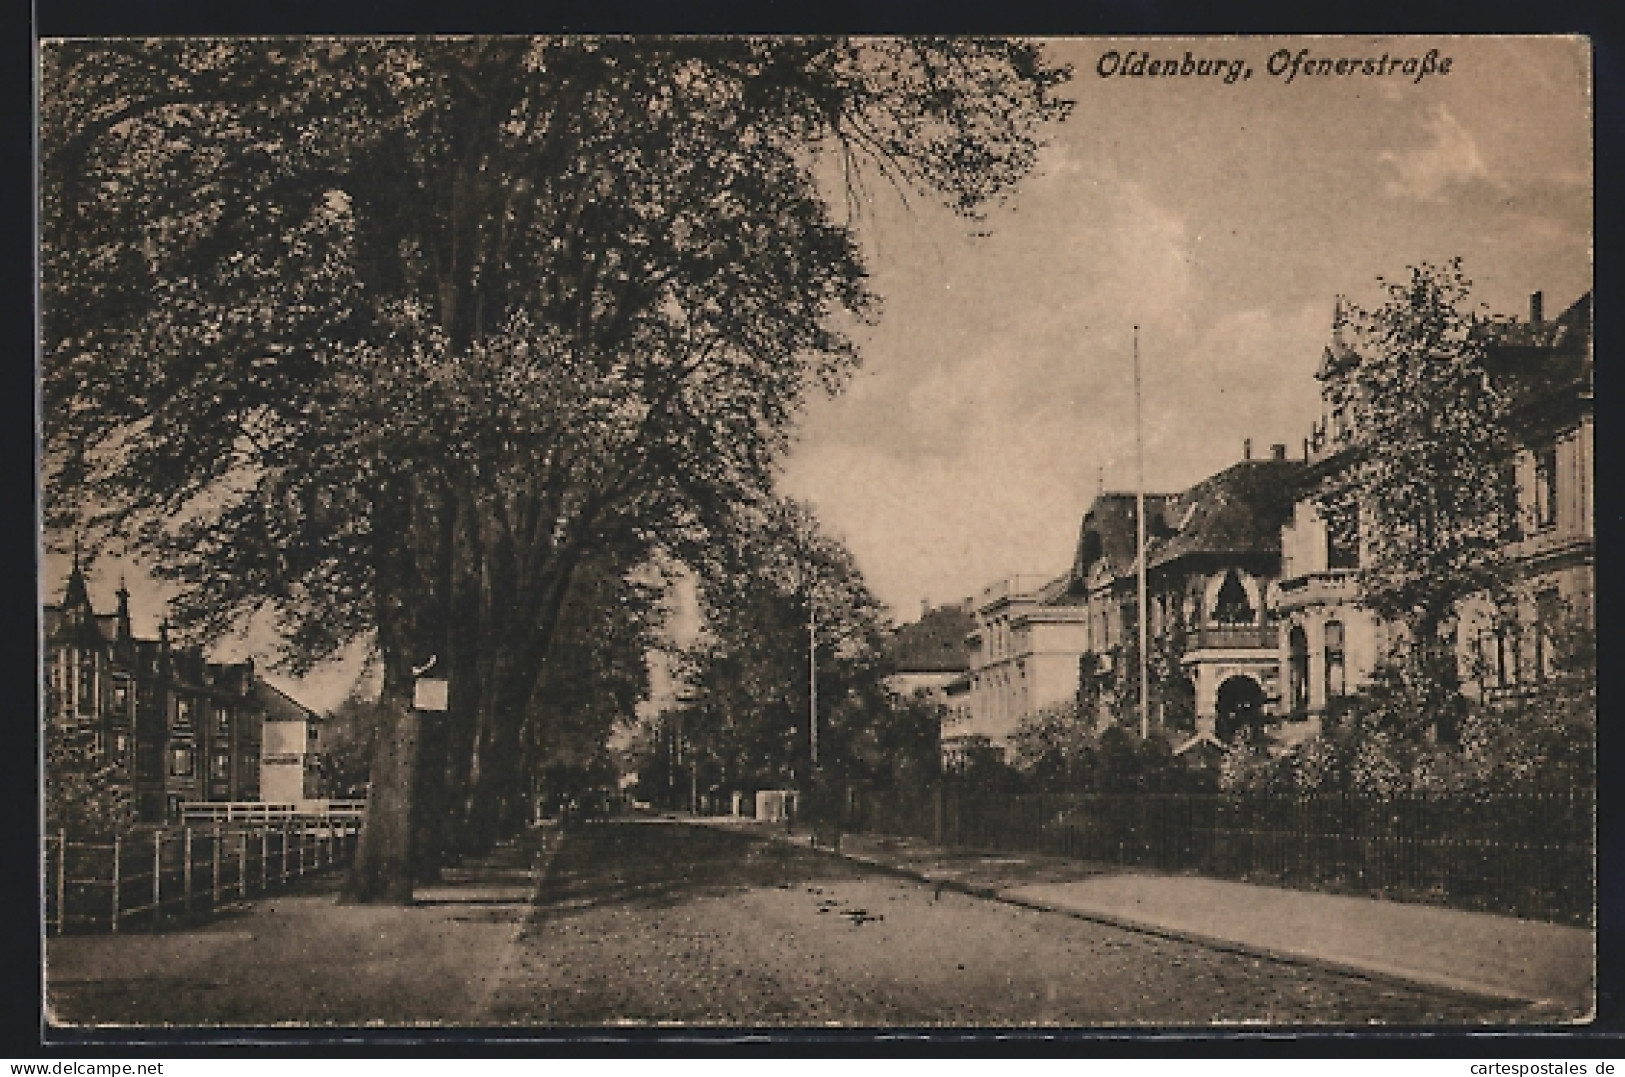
[1270, 443, 1287, 461]
[1302, 437, 1310, 461]
[1243, 438, 1252, 461]
[921, 598, 931, 620]
[1530, 291, 1544, 324]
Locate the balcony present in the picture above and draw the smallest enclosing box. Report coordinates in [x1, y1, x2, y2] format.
[1189, 624, 1279, 651]
[1275, 570, 1359, 610]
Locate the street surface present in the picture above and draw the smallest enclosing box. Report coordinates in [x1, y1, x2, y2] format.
[47, 819, 1533, 1028]
[487, 819, 1528, 1026]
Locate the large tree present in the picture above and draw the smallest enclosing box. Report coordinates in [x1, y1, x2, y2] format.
[41, 38, 1070, 899]
[673, 497, 893, 794]
[1327, 260, 1514, 728]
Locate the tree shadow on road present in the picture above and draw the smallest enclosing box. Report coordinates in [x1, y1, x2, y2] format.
[529, 821, 866, 922]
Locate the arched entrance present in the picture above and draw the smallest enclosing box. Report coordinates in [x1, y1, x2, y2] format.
[1214, 674, 1266, 743]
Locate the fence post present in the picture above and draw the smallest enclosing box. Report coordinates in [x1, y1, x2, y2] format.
[261, 828, 269, 891]
[240, 831, 249, 899]
[55, 829, 66, 936]
[282, 824, 291, 883]
[212, 824, 222, 909]
[153, 830, 164, 928]
[183, 828, 193, 914]
[110, 833, 121, 934]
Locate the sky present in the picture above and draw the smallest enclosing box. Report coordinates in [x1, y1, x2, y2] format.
[776, 35, 1591, 623]
[42, 35, 1592, 712]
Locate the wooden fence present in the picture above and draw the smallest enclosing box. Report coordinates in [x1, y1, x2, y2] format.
[842, 785, 1595, 927]
[45, 821, 360, 935]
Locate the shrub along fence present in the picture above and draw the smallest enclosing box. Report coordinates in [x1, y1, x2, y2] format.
[45, 820, 360, 935]
[840, 784, 1594, 927]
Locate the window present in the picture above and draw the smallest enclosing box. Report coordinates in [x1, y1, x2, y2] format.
[1288, 626, 1310, 714]
[175, 698, 193, 731]
[169, 745, 194, 777]
[112, 731, 129, 763]
[217, 706, 232, 737]
[1535, 588, 1563, 680]
[1494, 612, 1522, 688]
[1324, 620, 1346, 700]
[77, 653, 95, 715]
[1214, 570, 1254, 624]
[213, 751, 232, 780]
[1500, 462, 1522, 540]
[111, 679, 129, 714]
[1325, 501, 1360, 569]
[1534, 446, 1559, 528]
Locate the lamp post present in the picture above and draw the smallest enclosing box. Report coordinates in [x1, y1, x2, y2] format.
[1134, 325, 1150, 741]
[808, 597, 818, 770]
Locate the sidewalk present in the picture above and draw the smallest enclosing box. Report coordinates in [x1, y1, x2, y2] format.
[46, 827, 557, 1027]
[722, 820, 1594, 1020]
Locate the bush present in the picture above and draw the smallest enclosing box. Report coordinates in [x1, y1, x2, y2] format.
[1010, 703, 1215, 793]
[1218, 665, 1594, 798]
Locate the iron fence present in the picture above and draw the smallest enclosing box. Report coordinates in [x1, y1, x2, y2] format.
[842, 784, 1594, 926]
[44, 820, 360, 935]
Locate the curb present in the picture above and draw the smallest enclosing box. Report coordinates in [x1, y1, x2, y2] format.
[749, 826, 1571, 1019]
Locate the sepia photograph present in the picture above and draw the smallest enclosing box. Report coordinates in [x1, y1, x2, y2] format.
[37, 34, 1594, 1033]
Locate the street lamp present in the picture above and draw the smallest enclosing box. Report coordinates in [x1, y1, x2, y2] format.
[808, 597, 818, 770]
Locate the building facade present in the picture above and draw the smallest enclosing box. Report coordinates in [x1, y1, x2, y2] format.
[44, 559, 325, 825]
[1071, 450, 1304, 748]
[1275, 290, 1594, 728]
[955, 575, 1090, 766]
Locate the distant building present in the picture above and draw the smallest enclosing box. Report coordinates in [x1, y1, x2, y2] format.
[885, 599, 975, 699]
[43, 558, 324, 825]
[884, 599, 977, 769]
[956, 574, 1090, 767]
[257, 680, 324, 804]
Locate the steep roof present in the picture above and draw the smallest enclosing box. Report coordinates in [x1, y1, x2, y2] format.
[1071, 492, 1174, 585]
[1061, 457, 1303, 597]
[1479, 291, 1592, 414]
[1146, 458, 1304, 569]
[255, 678, 318, 723]
[889, 603, 975, 674]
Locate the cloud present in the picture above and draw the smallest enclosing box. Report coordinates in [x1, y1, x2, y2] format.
[1381, 105, 1495, 202]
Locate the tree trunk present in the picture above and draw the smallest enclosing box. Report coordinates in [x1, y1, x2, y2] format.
[344, 661, 421, 904]
[343, 473, 447, 903]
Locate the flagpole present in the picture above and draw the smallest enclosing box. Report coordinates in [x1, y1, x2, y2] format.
[1135, 325, 1149, 741]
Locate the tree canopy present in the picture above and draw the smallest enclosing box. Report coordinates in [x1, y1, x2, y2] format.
[41, 37, 1071, 898]
[1323, 261, 1513, 718]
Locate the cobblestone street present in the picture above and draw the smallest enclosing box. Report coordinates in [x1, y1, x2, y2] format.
[487, 820, 1531, 1027]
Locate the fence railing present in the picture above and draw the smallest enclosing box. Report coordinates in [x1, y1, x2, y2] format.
[179, 800, 367, 826]
[842, 785, 1594, 927]
[45, 820, 360, 935]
